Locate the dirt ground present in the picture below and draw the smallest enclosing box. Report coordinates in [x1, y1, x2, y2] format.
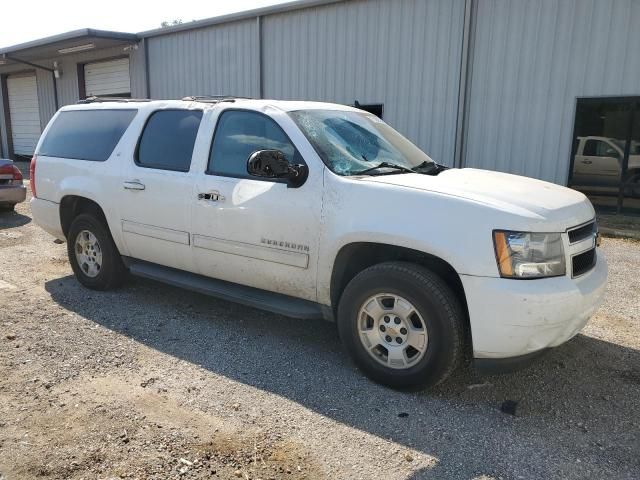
[0, 179, 639, 479]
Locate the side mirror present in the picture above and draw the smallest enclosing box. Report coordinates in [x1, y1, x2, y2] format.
[247, 150, 308, 188]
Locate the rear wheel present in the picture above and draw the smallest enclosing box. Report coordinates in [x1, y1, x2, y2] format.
[0, 204, 15, 212]
[337, 262, 464, 389]
[67, 213, 125, 290]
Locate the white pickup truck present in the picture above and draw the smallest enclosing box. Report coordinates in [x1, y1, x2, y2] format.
[30, 97, 607, 388]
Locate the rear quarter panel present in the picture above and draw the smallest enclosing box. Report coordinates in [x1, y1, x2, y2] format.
[33, 107, 146, 254]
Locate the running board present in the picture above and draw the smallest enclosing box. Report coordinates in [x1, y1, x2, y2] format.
[123, 258, 326, 320]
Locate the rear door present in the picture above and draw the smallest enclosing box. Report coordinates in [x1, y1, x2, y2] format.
[190, 108, 323, 301]
[117, 108, 203, 271]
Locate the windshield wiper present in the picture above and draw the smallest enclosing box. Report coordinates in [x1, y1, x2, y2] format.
[412, 161, 443, 174]
[353, 162, 415, 176]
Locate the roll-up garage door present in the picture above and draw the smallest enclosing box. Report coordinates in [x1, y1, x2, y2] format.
[84, 58, 131, 97]
[7, 73, 41, 156]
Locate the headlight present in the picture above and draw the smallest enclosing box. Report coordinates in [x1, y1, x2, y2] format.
[493, 230, 565, 278]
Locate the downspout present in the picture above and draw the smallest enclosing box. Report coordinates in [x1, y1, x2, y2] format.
[453, 0, 476, 168]
[256, 16, 264, 99]
[142, 37, 151, 99]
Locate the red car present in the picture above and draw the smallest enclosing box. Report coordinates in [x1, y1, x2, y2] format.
[0, 159, 27, 211]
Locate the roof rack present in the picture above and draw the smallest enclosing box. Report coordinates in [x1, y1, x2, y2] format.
[78, 96, 153, 104]
[77, 95, 252, 105]
[180, 95, 252, 103]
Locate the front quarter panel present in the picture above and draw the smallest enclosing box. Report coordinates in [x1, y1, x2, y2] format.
[316, 171, 509, 305]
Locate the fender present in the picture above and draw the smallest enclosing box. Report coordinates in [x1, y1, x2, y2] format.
[317, 232, 467, 306]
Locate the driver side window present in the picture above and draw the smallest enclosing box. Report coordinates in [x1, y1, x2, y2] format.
[584, 139, 619, 158]
[208, 110, 300, 178]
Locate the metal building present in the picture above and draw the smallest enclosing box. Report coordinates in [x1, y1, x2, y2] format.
[1, 0, 638, 212]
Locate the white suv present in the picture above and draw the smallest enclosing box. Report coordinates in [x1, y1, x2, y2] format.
[30, 97, 607, 388]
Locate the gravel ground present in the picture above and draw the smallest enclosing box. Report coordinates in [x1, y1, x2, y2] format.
[0, 182, 639, 479]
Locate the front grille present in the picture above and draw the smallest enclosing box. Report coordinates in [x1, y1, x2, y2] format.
[572, 248, 596, 277]
[568, 221, 596, 243]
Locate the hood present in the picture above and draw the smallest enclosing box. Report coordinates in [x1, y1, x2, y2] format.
[360, 168, 595, 230]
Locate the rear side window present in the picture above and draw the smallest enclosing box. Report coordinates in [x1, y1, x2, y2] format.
[136, 110, 203, 172]
[38, 109, 136, 161]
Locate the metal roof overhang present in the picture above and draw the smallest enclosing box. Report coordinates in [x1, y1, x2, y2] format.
[0, 29, 139, 66]
[138, 0, 345, 38]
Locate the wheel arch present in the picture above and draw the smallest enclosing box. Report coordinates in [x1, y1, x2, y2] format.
[329, 242, 470, 343]
[59, 195, 109, 239]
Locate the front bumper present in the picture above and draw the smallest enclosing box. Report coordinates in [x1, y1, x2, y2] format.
[0, 184, 27, 205]
[461, 251, 608, 360]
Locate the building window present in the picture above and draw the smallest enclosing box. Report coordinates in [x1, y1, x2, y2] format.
[569, 97, 640, 215]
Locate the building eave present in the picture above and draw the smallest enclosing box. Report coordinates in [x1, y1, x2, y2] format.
[137, 0, 346, 38]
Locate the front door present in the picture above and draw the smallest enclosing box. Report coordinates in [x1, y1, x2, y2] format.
[573, 137, 622, 186]
[118, 108, 203, 271]
[191, 109, 323, 301]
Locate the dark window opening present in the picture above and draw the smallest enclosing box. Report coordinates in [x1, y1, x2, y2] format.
[569, 97, 640, 215]
[353, 101, 384, 119]
[37, 109, 137, 161]
[208, 110, 301, 179]
[136, 109, 202, 172]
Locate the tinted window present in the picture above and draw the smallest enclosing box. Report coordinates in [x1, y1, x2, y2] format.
[583, 139, 598, 156]
[137, 110, 203, 171]
[38, 109, 136, 161]
[208, 110, 298, 177]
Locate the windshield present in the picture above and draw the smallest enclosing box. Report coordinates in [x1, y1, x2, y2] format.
[289, 109, 435, 176]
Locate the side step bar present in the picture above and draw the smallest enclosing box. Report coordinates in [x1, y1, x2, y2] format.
[123, 258, 326, 320]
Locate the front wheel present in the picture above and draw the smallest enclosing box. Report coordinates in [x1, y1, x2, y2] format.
[337, 262, 464, 389]
[67, 213, 126, 290]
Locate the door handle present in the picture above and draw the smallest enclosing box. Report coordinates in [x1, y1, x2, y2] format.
[581, 160, 593, 164]
[197, 191, 225, 202]
[123, 180, 146, 190]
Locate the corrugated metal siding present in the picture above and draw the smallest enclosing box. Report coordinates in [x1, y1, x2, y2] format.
[146, 19, 259, 99]
[35, 69, 57, 128]
[464, 0, 640, 184]
[262, 0, 466, 166]
[129, 43, 148, 98]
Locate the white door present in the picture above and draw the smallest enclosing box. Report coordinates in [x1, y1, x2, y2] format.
[84, 58, 130, 97]
[191, 109, 323, 302]
[7, 74, 41, 156]
[117, 108, 203, 271]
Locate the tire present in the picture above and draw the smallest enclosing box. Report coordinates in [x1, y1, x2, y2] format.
[0, 204, 15, 212]
[67, 213, 126, 290]
[337, 262, 464, 389]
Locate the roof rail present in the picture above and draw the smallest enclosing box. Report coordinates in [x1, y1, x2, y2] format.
[77, 96, 153, 104]
[181, 95, 252, 103]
